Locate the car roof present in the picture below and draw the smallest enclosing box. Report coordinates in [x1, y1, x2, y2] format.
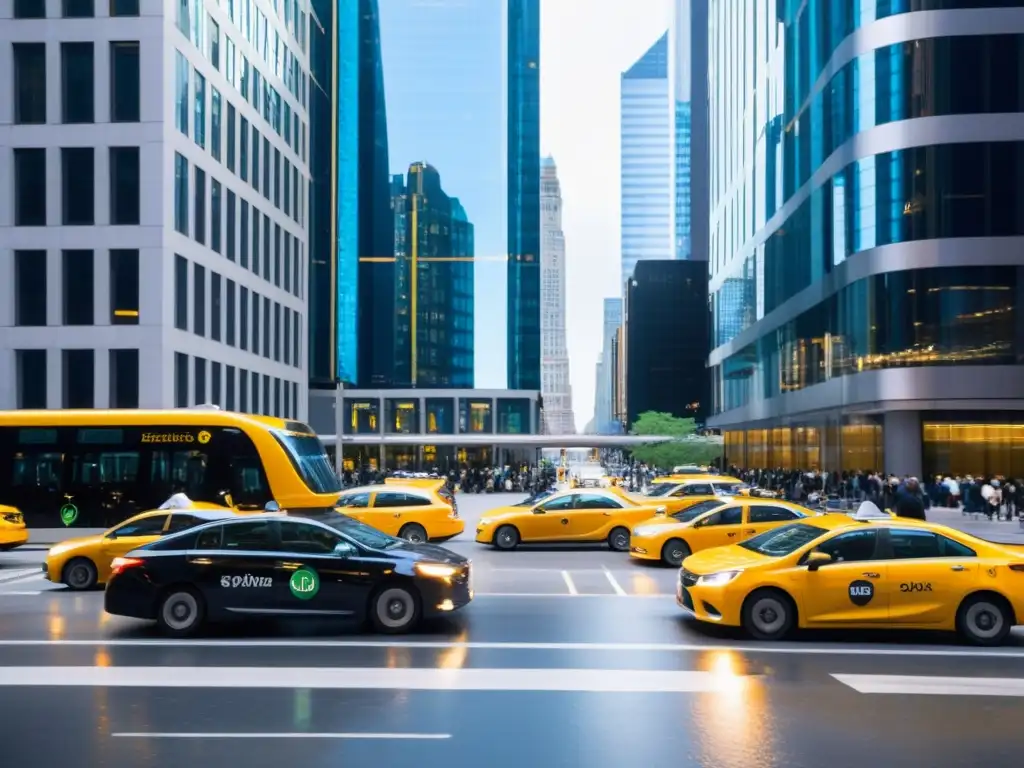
[342, 484, 433, 498]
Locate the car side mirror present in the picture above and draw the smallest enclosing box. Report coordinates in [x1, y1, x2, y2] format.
[655, 506, 667, 515]
[264, 500, 280, 513]
[533, 506, 546, 514]
[806, 551, 833, 571]
[333, 541, 356, 557]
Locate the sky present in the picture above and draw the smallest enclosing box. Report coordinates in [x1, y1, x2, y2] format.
[377, 0, 670, 430]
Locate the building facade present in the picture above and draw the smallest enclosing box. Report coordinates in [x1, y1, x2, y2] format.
[507, 0, 542, 391]
[593, 297, 622, 433]
[624, 260, 708, 426]
[1, 0, 309, 419]
[620, 32, 672, 285]
[707, 1, 1024, 478]
[539, 156, 575, 434]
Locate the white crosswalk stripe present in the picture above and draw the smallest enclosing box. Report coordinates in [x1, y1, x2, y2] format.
[833, 674, 1024, 697]
[0, 568, 43, 585]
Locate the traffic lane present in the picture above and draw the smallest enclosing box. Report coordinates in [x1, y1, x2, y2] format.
[0, 683, 1020, 768]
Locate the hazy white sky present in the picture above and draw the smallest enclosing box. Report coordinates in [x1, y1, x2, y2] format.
[540, 0, 670, 431]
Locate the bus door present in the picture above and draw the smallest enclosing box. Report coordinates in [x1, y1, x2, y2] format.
[1, 427, 67, 527]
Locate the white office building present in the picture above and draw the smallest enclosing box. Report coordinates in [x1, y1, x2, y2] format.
[0, 0, 310, 419]
[592, 297, 621, 432]
[539, 155, 574, 434]
[620, 31, 672, 284]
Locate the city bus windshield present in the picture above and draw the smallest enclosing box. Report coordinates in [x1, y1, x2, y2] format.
[271, 431, 342, 495]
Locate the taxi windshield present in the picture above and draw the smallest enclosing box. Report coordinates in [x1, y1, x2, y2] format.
[644, 483, 677, 498]
[272, 431, 342, 495]
[312, 513, 399, 550]
[675, 499, 725, 521]
[738, 522, 828, 557]
[515, 488, 555, 507]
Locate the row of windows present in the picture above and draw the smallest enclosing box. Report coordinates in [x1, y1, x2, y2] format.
[12, 146, 140, 227]
[712, 141, 1024, 348]
[14, 0, 139, 18]
[172, 254, 302, 371]
[11, 40, 140, 125]
[13, 249, 139, 327]
[173, 351, 299, 421]
[711, 265, 1021, 414]
[172, 153, 304, 299]
[15, 348, 139, 409]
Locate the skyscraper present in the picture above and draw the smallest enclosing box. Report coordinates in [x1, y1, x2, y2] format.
[507, 0, 542, 391]
[593, 298, 622, 432]
[620, 32, 672, 284]
[539, 157, 575, 434]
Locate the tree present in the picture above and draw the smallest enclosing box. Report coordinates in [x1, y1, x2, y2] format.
[628, 411, 722, 469]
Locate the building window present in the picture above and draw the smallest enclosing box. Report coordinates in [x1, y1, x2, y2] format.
[274, 224, 282, 286]
[239, 287, 249, 351]
[14, 149, 46, 226]
[211, 361, 222, 406]
[262, 296, 271, 357]
[13, 43, 46, 124]
[251, 126, 260, 191]
[16, 350, 47, 409]
[497, 398, 532, 434]
[273, 148, 281, 207]
[209, 16, 220, 68]
[110, 249, 139, 325]
[62, 349, 95, 408]
[174, 254, 188, 330]
[251, 209, 260, 275]
[425, 398, 455, 434]
[240, 200, 249, 268]
[61, 43, 94, 123]
[262, 374, 270, 415]
[211, 179, 222, 253]
[226, 365, 236, 410]
[62, 250, 94, 325]
[211, 88, 222, 161]
[283, 308, 291, 365]
[251, 373, 259, 415]
[210, 271, 222, 342]
[110, 0, 140, 15]
[194, 357, 207, 404]
[174, 152, 188, 234]
[174, 352, 188, 406]
[109, 147, 140, 225]
[226, 279, 236, 345]
[251, 291, 260, 353]
[176, 0, 189, 38]
[284, 379, 291, 418]
[193, 69, 206, 149]
[239, 369, 249, 412]
[193, 263, 206, 337]
[175, 51, 189, 136]
[386, 400, 419, 434]
[109, 41, 140, 123]
[14, 0, 46, 18]
[227, 103, 236, 172]
[344, 400, 379, 435]
[274, 378, 281, 417]
[14, 251, 47, 327]
[273, 302, 281, 361]
[262, 136, 270, 198]
[194, 166, 206, 244]
[226, 190, 236, 261]
[61, 148, 95, 225]
[240, 117, 249, 181]
[109, 349, 139, 408]
[459, 399, 493, 434]
[63, 0, 93, 18]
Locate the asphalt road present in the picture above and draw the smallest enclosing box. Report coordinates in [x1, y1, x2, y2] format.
[0, 493, 1022, 767]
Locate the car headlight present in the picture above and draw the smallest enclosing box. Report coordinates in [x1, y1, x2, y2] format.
[697, 570, 743, 586]
[478, 518, 492, 527]
[414, 562, 459, 580]
[632, 526, 657, 537]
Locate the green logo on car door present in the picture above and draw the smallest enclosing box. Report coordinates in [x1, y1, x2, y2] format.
[289, 566, 319, 600]
[60, 504, 78, 526]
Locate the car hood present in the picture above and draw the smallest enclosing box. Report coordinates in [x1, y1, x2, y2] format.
[373, 540, 468, 565]
[477, 506, 525, 523]
[682, 544, 771, 574]
[634, 515, 688, 530]
[47, 535, 104, 558]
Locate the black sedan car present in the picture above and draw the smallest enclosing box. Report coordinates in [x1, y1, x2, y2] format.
[104, 512, 472, 637]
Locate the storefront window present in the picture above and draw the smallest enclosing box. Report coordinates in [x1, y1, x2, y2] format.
[344, 399, 379, 435]
[425, 397, 455, 434]
[459, 399, 492, 433]
[497, 398, 531, 434]
[386, 399, 419, 434]
[384, 445, 417, 471]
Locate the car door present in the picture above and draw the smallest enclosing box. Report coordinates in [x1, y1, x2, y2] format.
[664, 483, 715, 513]
[275, 520, 375, 616]
[571, 493, 624, 539]
[743, 505, 805, 539]
[335, 491, 373, 525]
[366, 492, 410, 536]
[187, 519, 280, 616]
[689, 505, 745, 550]
[98, 514, 170, 580]
[883, 528, 980, 625]
[528, 494, 577, 541]
[799, 529, 889, 625]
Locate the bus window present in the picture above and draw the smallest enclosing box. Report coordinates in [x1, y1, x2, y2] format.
[68, 447, 143, 527]
[151, 449, 210, 501]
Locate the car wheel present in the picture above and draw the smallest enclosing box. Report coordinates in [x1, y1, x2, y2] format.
[62, 557, 98, 590]
[398, 523, 428, 544]
[370, 585, 421, 634]
[741, 589, 795, 641]
[156, 587, 206, 638]
[661, 538, 691, 567]
[956, 593, 1013, 646]
[493, 525, 520, 551]
[608, 527, 630, 552]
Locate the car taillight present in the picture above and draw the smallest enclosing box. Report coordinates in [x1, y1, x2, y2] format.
[110, 557, 144, 577]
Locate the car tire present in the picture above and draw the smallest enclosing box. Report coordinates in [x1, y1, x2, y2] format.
[661, 538, 691, 567]
[156, 587, 206, 638]
[62, 557, 98, 591]
[493, 525, 520, 551]
[741, 588, 796, 641]
[956, 593, 1013, 647]
[398, 523, 428, 544]
[370, 584, 421, 634]
[608, 526, 630, 552]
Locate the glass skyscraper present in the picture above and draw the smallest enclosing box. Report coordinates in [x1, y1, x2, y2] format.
[507, 0, 542, 391]
[707, 1, 1024, 479]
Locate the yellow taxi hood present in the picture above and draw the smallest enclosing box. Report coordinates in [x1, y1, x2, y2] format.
[48, 534, 104, 556]
[682, 544, 773, 574]
[636, 515, 689, 529]
[478, 506, 528, 523]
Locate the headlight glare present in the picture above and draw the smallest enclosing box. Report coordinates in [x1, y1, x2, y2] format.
[698, 569, 742, 586]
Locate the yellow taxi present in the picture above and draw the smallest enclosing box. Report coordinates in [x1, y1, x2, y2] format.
[630, 498, 811, 566]
[475, 488, 666, 551]
[676, 503, 1024, 646]
[44, 497, 237, 590]
[335, 482, 463, 543]
[637, 476, 746, 515]
[0, 505, 29, 551]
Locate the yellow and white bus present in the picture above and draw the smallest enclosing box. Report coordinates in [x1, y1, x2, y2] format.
[0, 409, 341, 528]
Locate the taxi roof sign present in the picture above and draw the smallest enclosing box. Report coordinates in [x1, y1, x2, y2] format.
[159, 493, 194, 510]
[852, 500, 892, 520]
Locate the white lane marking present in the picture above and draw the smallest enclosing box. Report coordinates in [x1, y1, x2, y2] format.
[0, 639, 1023, 658]
[833, 674, 1024, 697]
[602, 566, 627, 596]
[0, 591, 42, 596]
[0, 569, 41, 584]
[477, 593, 666, 598]
[487, 568, 613, 573]
[0, 666, 753, 693]
[560, 570, 578, 595]
[113, 732, 452, 740]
